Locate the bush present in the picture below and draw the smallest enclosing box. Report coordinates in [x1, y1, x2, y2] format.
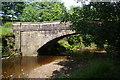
[0, 22, 15, 57]
[0, 22, 13, 36]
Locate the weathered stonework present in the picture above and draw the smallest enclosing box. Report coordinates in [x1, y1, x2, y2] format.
[13, 21, 75, 56]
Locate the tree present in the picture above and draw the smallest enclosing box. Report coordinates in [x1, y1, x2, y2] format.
[61, 5, 76, 22]
[63, 2, 120, 54]
[1, 2, 25, 21]
[19, 2, 67, 22]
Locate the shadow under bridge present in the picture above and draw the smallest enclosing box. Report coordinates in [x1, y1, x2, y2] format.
[37, 33, 79, 56]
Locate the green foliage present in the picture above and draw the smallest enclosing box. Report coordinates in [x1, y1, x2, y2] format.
[58, 40, 71, 49]
[0, 22, 15, 57]
[20, 2, 66, 22]
[0, 43, 2, 52]
[1, 2, 25, 21]
[62, 2, 120, 54]
[58, 35, 97, 50]
[2, 36, 16, 57]
[66, 34, 81, 45]
[0, 22, 13, 36]
[2, 22, 12, 28]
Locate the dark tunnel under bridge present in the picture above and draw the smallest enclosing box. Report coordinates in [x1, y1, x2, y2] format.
[37, 33, 79, 55]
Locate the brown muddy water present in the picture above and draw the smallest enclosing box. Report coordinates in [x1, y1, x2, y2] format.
[2, 49, 106, 78]
[2, 56, 66, 78]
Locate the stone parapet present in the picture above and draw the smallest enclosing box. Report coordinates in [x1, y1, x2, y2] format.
[13, 21, 71, 31]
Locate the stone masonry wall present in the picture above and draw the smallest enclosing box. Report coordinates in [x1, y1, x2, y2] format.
[13, 21, 74, 56]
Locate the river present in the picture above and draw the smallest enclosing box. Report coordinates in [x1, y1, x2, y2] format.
[2, 56, 67, 78]
[2, 49, 106, 78]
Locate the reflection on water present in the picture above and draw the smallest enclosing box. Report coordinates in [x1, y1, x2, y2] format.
[2, 56, 66, 78]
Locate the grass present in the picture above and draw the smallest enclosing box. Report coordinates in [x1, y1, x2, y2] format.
[0, 22, 13, 36]
[59, 58, 120, 78]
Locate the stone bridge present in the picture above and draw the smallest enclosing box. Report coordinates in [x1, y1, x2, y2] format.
[13, 21, 75, 56]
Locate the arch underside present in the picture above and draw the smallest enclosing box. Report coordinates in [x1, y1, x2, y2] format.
[37, 33, 79, 55]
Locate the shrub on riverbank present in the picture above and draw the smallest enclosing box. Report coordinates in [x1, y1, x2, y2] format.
[58, 37, 97, 51]
[0, 22, 17, 57]
[0, 22, 13, 36]
[2, 35, 17, 57]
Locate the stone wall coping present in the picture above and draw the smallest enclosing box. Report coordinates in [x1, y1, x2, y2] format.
[13, 21, 71, 25]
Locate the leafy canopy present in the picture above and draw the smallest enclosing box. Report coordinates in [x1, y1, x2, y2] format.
[20, 2, 66, 22]
[62, 2, 120, 53]
[1, 2, 25, 21]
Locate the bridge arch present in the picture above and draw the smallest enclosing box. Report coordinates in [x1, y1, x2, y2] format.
[37, 33, 79, 55]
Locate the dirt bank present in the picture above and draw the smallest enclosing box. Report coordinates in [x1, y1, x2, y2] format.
[27, 58, 68, 78]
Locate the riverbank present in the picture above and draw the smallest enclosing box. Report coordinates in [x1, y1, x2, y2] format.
[20, 50, 116, 78]
[2, 56, 67, 78]
[2, 50, 120, 79]
[50, 52, 120, 78]
[27, 59, 68, 78]
[28, 53, 120, 78]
